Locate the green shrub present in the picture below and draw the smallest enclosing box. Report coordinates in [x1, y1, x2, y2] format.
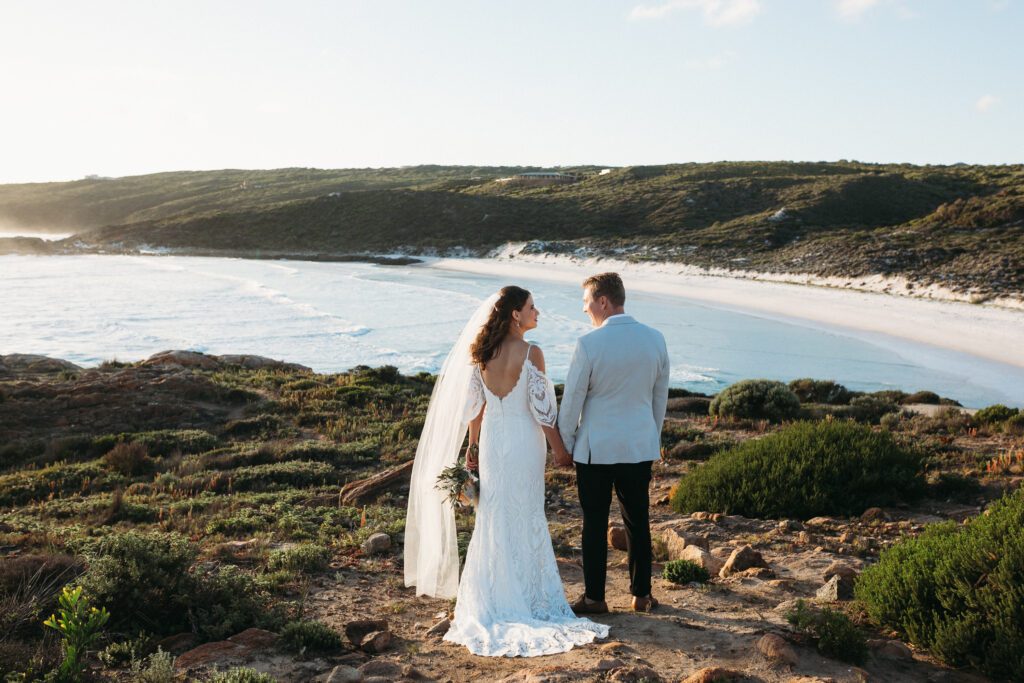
[671, 421, 923, 519]
[709, 379, 800, 422]
[1005, 413, 1024, 436]
[188, 565, 284, 641]
[76, 531, 281, 640]
[788, 379, 853, 405]
[230, 461, 336, 491]
[127, 647, 175, 683]
[786, 599, 867, 664]
[662, 560, 710, 584]
[901, 391, 941, 405]
[267, 544, 331, 574]
[974, 404, 1019, 425]
[846, 394, 899, 424]
[209, 667, 277, 683]
[279, 620, 343, 654]
[855, 489, 1024, 680]
[76, 532, 196, 635]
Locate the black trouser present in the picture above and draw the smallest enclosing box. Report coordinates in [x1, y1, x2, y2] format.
[575, 460, 653, 601]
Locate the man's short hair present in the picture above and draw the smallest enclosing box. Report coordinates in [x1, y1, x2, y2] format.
[583, 272, 626, 306]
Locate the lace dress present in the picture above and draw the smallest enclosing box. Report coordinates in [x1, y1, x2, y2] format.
[443, 348, 610, 657]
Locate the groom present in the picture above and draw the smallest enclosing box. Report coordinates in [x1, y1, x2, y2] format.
[556, 272, 670, 614]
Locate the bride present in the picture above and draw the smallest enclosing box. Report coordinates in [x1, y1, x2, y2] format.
[404, 285, 610, 657]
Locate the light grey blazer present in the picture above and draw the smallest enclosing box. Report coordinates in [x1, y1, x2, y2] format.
[558, 314, 670, 465]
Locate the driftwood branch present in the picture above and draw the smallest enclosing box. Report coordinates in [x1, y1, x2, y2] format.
[338, 460, 415, 506]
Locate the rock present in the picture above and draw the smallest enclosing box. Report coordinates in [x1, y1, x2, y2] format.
[0, 354, 82, 374]
[154, 632, 198, 655]
[226, 627, 278, 649]
[757, 633, 799, 667]
[361, 532, 392, 555]
[344, 619, 389, 647]
[710, 546, 733, 558]
[358, 661, 402, 678]
[174, 640, 247, 669]
[861, 507, 888, 521]
[719, 545, 768, 578]
[608, 666, 661, 683]
[786, 678, 836, 683]
[661, 527, 710, 560]
[796, 531, 812, 545]
[498, 667, 578, 682]
[677, 545, 724, 575]
[326, 665, 363, 683]
[608, 525, 628, 551]
[596, 658, 625, 671]
[600, 641, 635, 653]
[805, 516, 834, 527]
[778, 519, 802, 532]
[360, 630, 392, 653]
[734, 566, 776, 579]
[816, 574, 854, 601]
[426, 617, 450, 637]
[867, 638, 913, 660]
[218, 354, 311, 372]
[681, 668, 743, 683]
[142, 350, 222, 370]
[823, 561, 859, 582]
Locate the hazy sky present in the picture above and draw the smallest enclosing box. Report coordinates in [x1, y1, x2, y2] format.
[1, 0, 1020, 183]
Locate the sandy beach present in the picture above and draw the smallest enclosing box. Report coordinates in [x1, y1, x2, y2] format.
[426, 246, 1024, 373]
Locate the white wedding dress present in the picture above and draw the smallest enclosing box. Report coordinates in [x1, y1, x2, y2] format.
[443, 347, 610, 657]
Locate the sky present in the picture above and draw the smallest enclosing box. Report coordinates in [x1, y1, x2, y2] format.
[0, 0, 1021, 184]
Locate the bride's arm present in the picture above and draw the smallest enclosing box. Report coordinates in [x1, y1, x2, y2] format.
[529, 346, 573, 467]
[465, 404, 484, 470]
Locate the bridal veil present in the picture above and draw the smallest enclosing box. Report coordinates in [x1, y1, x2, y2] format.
[404, 293, 499, 598]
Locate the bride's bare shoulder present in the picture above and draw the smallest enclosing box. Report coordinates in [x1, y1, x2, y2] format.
[527, 343, 546, 373]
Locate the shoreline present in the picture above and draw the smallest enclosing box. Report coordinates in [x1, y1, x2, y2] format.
[425, 249, 1024, 373]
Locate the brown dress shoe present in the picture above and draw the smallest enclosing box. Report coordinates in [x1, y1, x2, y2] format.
[570, 593, 609, 615]
[631, 594, 660, 612]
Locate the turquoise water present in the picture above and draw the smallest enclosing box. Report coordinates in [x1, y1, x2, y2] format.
[2, 254, 1022, 407]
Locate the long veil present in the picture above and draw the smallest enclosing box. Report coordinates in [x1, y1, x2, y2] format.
[404, 292, 499, 598]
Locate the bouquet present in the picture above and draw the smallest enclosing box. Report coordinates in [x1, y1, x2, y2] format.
[435, 449, 479, 509]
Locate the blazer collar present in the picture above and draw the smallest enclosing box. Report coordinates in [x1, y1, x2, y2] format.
[601, 314, 636, 328]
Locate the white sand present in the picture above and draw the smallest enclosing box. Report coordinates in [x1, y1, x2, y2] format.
[423, 245, 1024, 371]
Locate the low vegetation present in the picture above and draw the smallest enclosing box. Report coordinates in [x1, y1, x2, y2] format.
[856, 489, 1024, 680]
[671, 421, 924, 519]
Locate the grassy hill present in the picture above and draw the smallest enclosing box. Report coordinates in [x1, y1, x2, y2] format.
[2, 162, 1022, 296]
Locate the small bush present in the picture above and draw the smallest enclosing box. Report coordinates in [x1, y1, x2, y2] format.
[209, 667, 277, 683]
[671, 421, 923, 519]
[267, 544, 331, 574]
[788, 379, 853, 405]
[102, 441, 154, 476]
[127, 647, 175, 683]
[856, 489, 1024, 680]
[662, 560, 710, 584]
[76, 532, 196, 635]
[902, 391, 941, 405]
[280, 619, 343, 654]
[974, 404, 1019, 425]
[846, 394, 899, 424]
[786, 599, 867, 664]
[709, 379, 800, 422]
[927, 472, 981, 503]
[1005, 413, 1024, 436]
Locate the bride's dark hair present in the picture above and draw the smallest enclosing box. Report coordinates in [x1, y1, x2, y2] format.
[470, 286, 531, 368]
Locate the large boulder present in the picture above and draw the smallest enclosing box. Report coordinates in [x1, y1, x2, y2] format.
[0, 354, 82, 374]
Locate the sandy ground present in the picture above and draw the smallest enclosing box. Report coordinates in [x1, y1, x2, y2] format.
[423, 248, 1024, 372]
